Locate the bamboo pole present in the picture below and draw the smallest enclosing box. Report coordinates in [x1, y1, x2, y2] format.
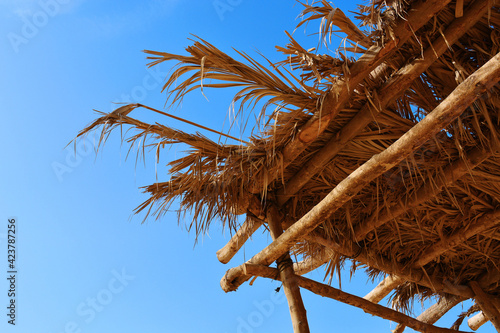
[220, 51, 500, 293]
[248, 0, 453, 194]
[243, 264, 472, 333]
[393, 295, 464, 333]
[267, 206, 310, 333]
[468, 312, 487, 330]
[216, 216, 263, 264]
[276, 0, 492, 206]
[469, 281, 500, 331]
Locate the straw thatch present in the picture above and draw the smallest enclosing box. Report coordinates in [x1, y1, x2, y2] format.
[76, 0, 500, 332]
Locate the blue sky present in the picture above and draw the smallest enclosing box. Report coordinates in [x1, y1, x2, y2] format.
[0, 0, 494, 332]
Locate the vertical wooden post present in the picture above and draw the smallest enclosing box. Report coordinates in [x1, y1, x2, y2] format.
[267, 205, 310, 333]
[469, 281, 500, 332]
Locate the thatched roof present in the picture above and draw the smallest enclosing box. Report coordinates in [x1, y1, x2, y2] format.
[76, 0, 500, 332]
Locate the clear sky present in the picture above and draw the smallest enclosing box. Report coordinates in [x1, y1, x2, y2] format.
[0, 0, 494, 332]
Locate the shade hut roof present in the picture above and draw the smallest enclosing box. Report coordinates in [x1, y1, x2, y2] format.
[76, 0, 500, 332]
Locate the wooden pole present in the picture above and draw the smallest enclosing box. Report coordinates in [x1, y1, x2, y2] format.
[244, 264, 472, 333]
[363, 275, 402, 303]
[393, 295, 464, 333]
[354, 144, 496, 241]
[468, 312, 487, 331]
[293, 248, 333, 276]
[469, 281, 500, 331]
[275, 0, 492, 206]
[220, 52, 500, 293]
[216, 216, 263, 264]
[362, 209, 500, 303]
[267, 205, 310, 333]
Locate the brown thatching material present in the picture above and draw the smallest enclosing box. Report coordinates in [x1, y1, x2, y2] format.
[76, 1, 500, 332]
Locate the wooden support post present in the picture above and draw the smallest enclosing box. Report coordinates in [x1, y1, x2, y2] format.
[393, 295, 464, 333]
[469, 281, 500, 331]
[220, 52, 500, 293]
[267, 206, 310, 333]
[244, 264, 472, 333]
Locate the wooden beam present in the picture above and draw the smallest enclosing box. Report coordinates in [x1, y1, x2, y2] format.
[220, 51, 500, 293]
[267, 206, 310, 333]
[415, 210, 500, 267]
[276, 0, 492, 206]
[364, 275, 402, 303]
[393, 295, 464, 333]
[354, 144, 496, 241]
[244, 264, 472, 333]
[362, 209, 500, 303]
[469, 299, 500, 330]
[469, 281, 500, 331]
[216, 216, 263, 264]
[249, 0, 454, 194]
[293, 248, 333, 276]
[468, 311, 487, 331]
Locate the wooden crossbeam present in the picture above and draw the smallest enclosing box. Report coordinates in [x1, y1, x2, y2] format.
[393, 295, 464, 333]
[355, 143, 496, 241]
[362, 209, 500, 303]
[468, 311, 487, 331]
[248, 0, 453, 194]
[363, 275, 402, 303]
[243, 264, 473, 333]
[216, 216, 263, 264]
[220, 51, 500, 293]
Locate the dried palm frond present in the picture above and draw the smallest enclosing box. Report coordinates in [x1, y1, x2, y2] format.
[144, 37, 317, 119]
[297, 0, 372, 49]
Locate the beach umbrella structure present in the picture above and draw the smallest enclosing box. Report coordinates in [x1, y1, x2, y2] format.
[76, 1, 500, 332]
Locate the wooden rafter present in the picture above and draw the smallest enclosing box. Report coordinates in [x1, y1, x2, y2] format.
[243, 264, 472, 333]
[393, 295, 464, 333]
[361, 208, 500, 304]
[364, 275, 402, 303]
[354, 143, 497, 241]
[216, 216, 263, 264]
[469, 312, 487, 330]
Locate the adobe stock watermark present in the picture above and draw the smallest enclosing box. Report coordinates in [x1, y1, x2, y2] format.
[234, 288, 287, 333]
[58, 268, 135, 333]
[213, 0, 243, 21]
[51, 65, 167, 183]
[7, 0, 72, 54]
